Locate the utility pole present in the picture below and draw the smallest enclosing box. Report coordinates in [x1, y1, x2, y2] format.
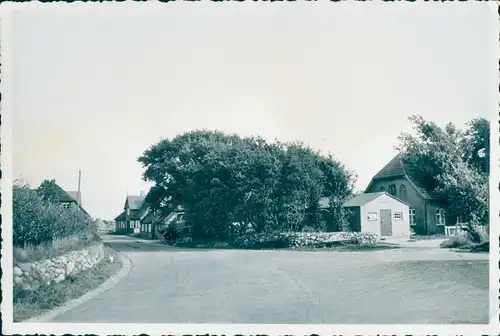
[77, 170, 82, 208]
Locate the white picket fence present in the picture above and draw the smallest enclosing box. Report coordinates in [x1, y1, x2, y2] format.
[444, 224, 488, 237]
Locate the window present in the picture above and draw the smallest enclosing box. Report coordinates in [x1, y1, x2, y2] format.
[388, 184, 396, 196]
[61, 202, 71, 209]
[367, 212, 378, 221]
[436, 209, 446, 226]
[379, 186, 386, 192]
[394, 212, 403, 221]
[410, 209, 416, 226]
[399, 184, 407, 201]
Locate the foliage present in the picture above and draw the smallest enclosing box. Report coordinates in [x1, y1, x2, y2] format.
[36, 179, 66, 203]
[232, 231, 378, 249]
[138, 130, 356, 240]
[13, 181, 95, 248]
[439, 235, 471, 249]
[398, 116, 489, 237]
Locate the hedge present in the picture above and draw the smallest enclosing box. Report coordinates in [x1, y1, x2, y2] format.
[233, 231, 378, 249]
[13, 184, 96, 247]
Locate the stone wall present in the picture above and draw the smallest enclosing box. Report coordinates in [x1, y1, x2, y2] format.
[233, 231, 379, 249]
[13, 243, 105, 291]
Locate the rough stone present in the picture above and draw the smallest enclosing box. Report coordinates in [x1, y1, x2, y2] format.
[13, 266, 23, 276]
[14, 243, 104, 291]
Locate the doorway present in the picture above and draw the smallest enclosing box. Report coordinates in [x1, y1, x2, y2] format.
[380, 209, 393, 236]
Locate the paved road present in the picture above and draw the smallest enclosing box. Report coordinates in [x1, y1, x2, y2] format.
[51, 234, 489, 324]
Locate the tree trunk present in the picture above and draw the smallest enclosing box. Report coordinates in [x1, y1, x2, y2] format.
[151, 209, 156, 240]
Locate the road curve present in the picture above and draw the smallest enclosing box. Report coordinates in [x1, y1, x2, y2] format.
[49, 234, 489, 324]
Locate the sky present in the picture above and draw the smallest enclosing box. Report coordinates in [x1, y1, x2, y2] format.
[7, 2, 497, 220]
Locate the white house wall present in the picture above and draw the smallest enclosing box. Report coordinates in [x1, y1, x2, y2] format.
[360, 194, 411, 237]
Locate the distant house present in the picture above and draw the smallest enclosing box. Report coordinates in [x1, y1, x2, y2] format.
[40, 183, 91, 218]
[364, 154, 450, 235]
[114, 191, 186, 237]
[124, 195, 145, 234]
[115, 211, 127, 232]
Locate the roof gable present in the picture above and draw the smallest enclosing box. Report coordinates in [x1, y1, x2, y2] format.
[372, 154, 405, 179]
[365, 154, 435, 200]
[65, 191, 81, 204]
[115, 211, 126, 221]
[125, 195, 145, 210]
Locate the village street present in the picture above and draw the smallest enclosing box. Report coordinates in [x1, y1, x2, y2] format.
[49, 234, 489, 324]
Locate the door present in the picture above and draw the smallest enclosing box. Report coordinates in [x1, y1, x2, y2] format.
[380, 209, 393, 236]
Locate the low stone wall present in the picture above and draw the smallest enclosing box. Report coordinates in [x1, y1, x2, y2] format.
[233, 231, 379, 249]
[13, 243, 105, 291]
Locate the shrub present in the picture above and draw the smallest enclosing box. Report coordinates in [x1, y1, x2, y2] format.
[163, 226, 180, 241]
[471, 241, 489, 252]
[439, 235, 471, 249]
[13, 183, 95, 248]
[233, 231, 378, 249]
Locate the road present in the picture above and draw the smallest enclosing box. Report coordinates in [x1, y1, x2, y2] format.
[51, 234, 489, 324]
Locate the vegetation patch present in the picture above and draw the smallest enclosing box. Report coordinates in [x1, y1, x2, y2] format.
[13, 180, 98, 258]
[13, 246, 122, 322]
[14, 234, 100, 263]
[164, 231, 382, 251]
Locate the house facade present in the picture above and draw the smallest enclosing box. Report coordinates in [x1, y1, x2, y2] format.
[365, 154, 449, 235]
[341, 192, 411, 237]
[114, 192, 185, 237]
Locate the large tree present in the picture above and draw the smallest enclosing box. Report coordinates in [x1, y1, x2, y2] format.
[138, 130, 355, 240]
[398, 115, 489, 241]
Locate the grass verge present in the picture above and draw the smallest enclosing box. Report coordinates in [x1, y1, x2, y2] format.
[13, 245, 123, 322]
[14, 234, 101, 263]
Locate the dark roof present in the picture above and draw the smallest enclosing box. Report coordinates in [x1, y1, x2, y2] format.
[343, 192, 386, 207]
[129, 209, 142, 221]
[372, 154, 405, 179]
[125, 195, 145, 210]
[41, 183, 75, 203]
[366, 154, 435, 200]
[65, 191, 81, 204]
[115, 211, 126, 221]
[38, 183, 91, 216]
[343, 191, 410, 207]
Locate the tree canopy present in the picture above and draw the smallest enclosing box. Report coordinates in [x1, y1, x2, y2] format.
[398, 115, 489, 228]
[138, 130, 356, 239]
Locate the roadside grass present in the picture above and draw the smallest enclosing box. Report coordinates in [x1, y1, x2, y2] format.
[439, 235, 489, 253]
[128, 232, 158, 240]
[290, 242, 401, 252]
[13, 245, 123, 322]
[162, 238, 400, 252]
[14, 234, 101, 263]
[409, 234, 447, 242]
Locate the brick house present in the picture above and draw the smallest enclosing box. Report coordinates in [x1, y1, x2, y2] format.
[364, 154, 451, 235]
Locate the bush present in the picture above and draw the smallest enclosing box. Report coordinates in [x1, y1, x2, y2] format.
[233, 231, 378, 249]
[163, 226, 180, 241]
[471, 241, 489, 252]
[439, 235, 471, 249]
[13, 183, 95, 248]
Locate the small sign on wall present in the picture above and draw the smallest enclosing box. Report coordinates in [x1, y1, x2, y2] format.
[367, 212, 378, 221]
